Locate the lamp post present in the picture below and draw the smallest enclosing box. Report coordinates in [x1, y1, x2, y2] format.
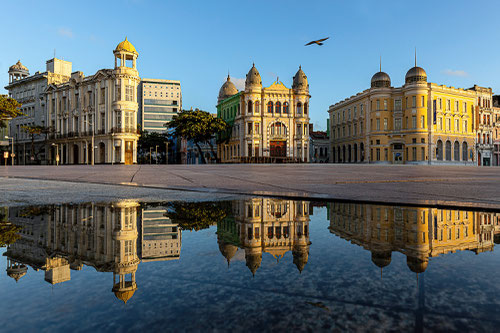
[155, 145, 159, 164]
[149, 147, 152, 164]
[5, 136, 14, 166]
[51, 143, 59, 166]
[165, 141, 169, 165]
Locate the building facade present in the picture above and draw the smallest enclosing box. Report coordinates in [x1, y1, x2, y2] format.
[217, 65, 311, 163]
[329, 64, 478, 165]
[45, 38, 140, 165]
[309, 128, 330, 163]
[469, 85, 495, 166]
[4, 59, 72, 164]
[138, 78, 182, 133]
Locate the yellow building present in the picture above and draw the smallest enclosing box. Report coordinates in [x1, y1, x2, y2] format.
[328, 202, 494, 274]
[329, 62, 479, 164]
[217, 65, 311, 162]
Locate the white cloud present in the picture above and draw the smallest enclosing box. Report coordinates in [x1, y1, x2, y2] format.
[58, 27, 74, 38]
[230, 77, 245, 91]
[442, 69, 468, 77]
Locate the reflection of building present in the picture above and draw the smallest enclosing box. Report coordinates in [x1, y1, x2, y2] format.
[217, 65, 311, 163]
[46, 38, 140, 165]
[328, 203, 495, 274]
[328, 61, 480, 164]
[3, 201, 150, 304]
[138, 78, 182, 133]
[139, 207, 181, 262]
[217, 199, 311, 275]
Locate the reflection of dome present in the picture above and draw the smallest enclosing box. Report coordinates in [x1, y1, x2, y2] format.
[112, 281, 137, 304]
[407, 256, 428, 273]
[371, 72, 391, 88]
[218, 237, 238, 266]
[405, 66, 427, 84]
[494, 233, 500, 245]
[218, 75, 238, 103]
[292, 66, 308, 91]
[9, 60, 29, 73]
[371, 251, 392, 268]
[292, 245, 309, 273]
[245, 63, 262, 88]
[114, 37, 138, 55]
[245, 252, 262, 275]
[7, 264, 28, 282]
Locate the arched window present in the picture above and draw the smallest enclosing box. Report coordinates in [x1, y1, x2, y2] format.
[267, 101, 273, 113]
[462, 142, 468, 161]
[283, 102, 289, 114]
[445, 140, 452, 161]
[360, 142, 365, 162]
[297, 102, 303, 114]
[437, 140, 443, 161]
[270, 122, 286, 136]
[454, 141, 460, 161]
[255, 101, 260, 113]
[248, 101, 253, 114]
[275, 101, 281, 113]
[337, 146, 341, 163]
[304, 102, 308, 114]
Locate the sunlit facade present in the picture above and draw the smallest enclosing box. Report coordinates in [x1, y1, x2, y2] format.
[329, 64, 480, 164]
[217, 64, 311, 163]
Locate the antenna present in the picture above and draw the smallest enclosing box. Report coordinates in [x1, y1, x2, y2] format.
[415, 47, 417, 67]
[380, 55, 382, 72]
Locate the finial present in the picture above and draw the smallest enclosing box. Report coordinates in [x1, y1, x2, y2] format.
[125, 36, 128, 41]
[277, 76, 279, 83]
[379, 56, 382, 72]
[299, 65, 302, 70]
[415, 47, 417, 67]
[252, 62, 255, 67]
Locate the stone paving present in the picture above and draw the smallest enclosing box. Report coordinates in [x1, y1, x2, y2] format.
[1, 164, 500, 209]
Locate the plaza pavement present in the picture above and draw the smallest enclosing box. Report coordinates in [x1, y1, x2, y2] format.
[1, 164, 500, 210]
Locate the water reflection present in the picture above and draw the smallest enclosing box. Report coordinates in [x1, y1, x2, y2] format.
[217, 198, 310, 275]
[328, 203, 499, 274]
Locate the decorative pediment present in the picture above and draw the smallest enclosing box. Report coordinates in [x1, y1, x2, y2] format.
[265, 81, 290, 92]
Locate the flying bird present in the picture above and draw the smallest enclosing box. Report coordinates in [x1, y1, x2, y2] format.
[305, 37, 329, 46]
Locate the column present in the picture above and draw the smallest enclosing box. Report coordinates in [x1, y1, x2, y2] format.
[120, 139, 125, 163]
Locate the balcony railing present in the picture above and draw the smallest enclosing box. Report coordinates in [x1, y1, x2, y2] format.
[111, 127, 140, 134]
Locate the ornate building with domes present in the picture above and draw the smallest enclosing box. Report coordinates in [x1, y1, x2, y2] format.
[217, 198, 311, 275]
[45, 37, 141, 165]
[217, 64, 311, 162]
[328, 61, 484, 165]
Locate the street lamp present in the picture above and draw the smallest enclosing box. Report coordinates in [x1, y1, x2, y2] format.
[51, 143, 60, 166]
[5, 136, 14, 166]
[155, 145, 159, 164]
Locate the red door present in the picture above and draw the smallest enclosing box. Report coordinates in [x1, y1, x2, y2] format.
[270, 141, 286, 158]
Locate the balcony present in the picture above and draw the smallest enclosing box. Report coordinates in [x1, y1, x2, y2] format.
[111, 127, 140, 134]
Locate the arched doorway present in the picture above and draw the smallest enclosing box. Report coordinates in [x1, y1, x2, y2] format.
[454, 141, 460, 161]
[88, 143, 92, 164]
[354, 144, 358, 163]
[360, 143, 364, 162]
[99, 142, 105, 164]
[462, 142, 468, 161]
[342, 145, 346, 163]
[437, 140, 443, 161]
[348, 145, 352, 163]
[445, 140, 452, 161]
[73, 144, 79, 164]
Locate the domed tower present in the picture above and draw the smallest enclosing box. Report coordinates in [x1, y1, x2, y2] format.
[8, 60, 29, 83]
[371, 72, 391, 88]
[6, 258, 28, 282]
[292, 66, 309, 93]
[405, 66, 427, 85]
[114, 37, 138, 71]
[406, 256, 428, 274]
[245, 248, 262, 276]
[292, 244, 309, 273]
[218, 74, 238, 104]
[217, 234, 239, 267]
[245, 63, 262, 93]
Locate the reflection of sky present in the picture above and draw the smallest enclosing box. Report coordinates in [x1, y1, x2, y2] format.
[2, 207, 500, 331]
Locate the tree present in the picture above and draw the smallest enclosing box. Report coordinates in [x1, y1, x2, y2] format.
[165, 201, 231, 231]
[0, 94, 22, 128]
[137, 130, 171, 164]
[21, 125, 52, 163]
[0, 222, 21, 247]
[165, 109, 228, 164]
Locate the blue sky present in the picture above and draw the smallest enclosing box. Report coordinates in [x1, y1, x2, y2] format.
[2, 0, 500, 130]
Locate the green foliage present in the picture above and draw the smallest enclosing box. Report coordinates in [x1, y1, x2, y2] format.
[165, 109, 228, 163]
[165, 201, 231, 231]
[0, 94, 23, 127]
[0, 222, 21, 247]
[137, 130, 172, 163]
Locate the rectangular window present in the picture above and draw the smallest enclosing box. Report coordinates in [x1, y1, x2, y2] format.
[376, 148, 380, 161]
[125, 85, 134, 101]
[383, 118, 388, 130]
[455, 119, 459, 132]
[100, 87, 105, 104]
[421, 116, 425, 129]
[421, 96, 425, 107]
[360, 104, 364, 115]
[447, 99, 451, 111]
[463, 102, 467, 113]
[446, 118, 451, 131]
[247, 122, 252, 135]
[297, 124, 302, 136]
[255, 123, 259, 134]
[439, 98, 442, 109]
[360, 122, 363, 134]
[395, 99, 402, 111]
[463, 120, 467, 132]
[248, 143, 252, 157]
[438, 117, 442, 130]
[354, 106, 357, 118]
[412, 147, 417, 161]
[412, 116, 416, 129]
[376, 118, 380, 131]
[376, 100, 380, 110]
[412, 96, 416, 108]
[395, 118, 402, 130]
[384, 99, 387, 110]
[421, 147, 425, 161]
[384, 148, 388, 161]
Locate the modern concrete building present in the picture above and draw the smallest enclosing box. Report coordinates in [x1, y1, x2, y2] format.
[138, 78, 182, 133]
[4, 59, 72, 164]
[217, 65, 311, 163]
[329, 61, 480, 165]
[45, 38, 141, 165]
